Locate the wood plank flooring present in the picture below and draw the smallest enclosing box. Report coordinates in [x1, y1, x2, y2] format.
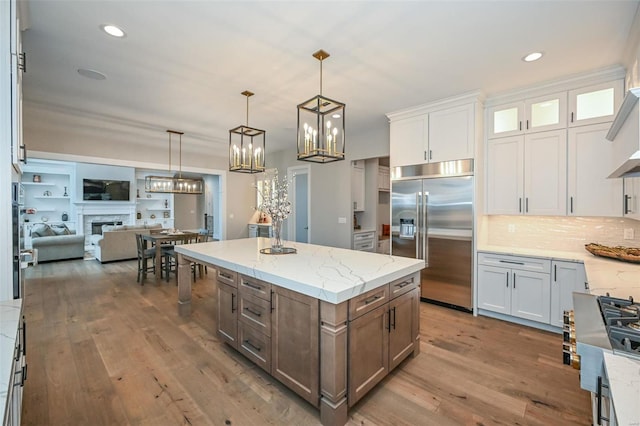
[22, 258, 591, 425]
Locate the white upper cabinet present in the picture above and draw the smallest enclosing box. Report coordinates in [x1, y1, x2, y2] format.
[389, 115, 428, 167]
[9, 0, 25, 170]
[523, 130, 567, 216]
[486, 136, 524, 215]
[428, 103, 475, 162]
[487, 92, 566, 138]
[568, 80, 623, 127]
[567, 123, 623, 217]
[623, 177, 640, 220]
[487, 130, 566, 216]
[388, 94, 480, 168]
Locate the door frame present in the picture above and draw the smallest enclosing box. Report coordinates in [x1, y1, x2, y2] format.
[287, 165, 310, 243]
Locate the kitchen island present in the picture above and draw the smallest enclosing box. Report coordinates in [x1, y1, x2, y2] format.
[175, 238, 424, 426]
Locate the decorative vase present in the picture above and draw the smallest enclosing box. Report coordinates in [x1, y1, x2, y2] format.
[271, 219, 283, 252]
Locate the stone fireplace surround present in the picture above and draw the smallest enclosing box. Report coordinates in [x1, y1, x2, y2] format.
[74, 202, 136, 246]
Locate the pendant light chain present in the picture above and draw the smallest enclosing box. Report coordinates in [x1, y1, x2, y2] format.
[246, 94, 250, 126]
[179, 132, 182, 178]
[168, 131, 172, 173]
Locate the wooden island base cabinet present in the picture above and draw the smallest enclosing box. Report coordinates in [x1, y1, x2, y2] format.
[175, 239, 423, 426]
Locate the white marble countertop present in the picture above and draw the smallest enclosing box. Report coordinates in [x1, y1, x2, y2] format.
[477, 244, 640, 300]
[0, 299, 22, 420]
[176, 238, 424, 304]
[603, 352, 640, 426]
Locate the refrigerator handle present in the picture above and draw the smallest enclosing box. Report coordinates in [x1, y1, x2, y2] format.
[423, 193, 428, 265]
[415, 193, 421, 260]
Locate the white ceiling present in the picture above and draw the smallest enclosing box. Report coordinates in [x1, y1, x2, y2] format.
[21, 0, 640, 155]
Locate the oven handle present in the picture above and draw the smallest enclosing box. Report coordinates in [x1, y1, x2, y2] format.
[596, 376, 610, 425]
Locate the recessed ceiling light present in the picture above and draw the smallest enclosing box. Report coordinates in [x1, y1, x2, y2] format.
[522, 52, 543, 62]
[100, 24, 126, 38]
[77, 68, 107, 80]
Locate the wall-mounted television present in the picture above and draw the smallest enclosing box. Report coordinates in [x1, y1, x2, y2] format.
[83, 179, 131, 201]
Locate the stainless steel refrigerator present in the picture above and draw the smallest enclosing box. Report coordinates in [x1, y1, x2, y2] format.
[391, 159, 473, 311]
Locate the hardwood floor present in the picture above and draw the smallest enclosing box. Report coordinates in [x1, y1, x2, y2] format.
[22, 258, 591, 425]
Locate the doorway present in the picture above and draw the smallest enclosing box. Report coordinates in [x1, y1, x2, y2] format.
[287, 165, 310, 243]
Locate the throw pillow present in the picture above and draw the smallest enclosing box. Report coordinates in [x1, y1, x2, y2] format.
[31, 223, 55, 237]
[50, 224, 71, 235]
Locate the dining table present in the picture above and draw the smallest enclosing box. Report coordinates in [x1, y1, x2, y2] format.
[141, 230, 200, 278]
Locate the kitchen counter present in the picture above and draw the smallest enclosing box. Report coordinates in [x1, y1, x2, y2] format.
[176, 237, 424, 304]
[603, 352, 640, 425]
[0, 299, 22, 421]
[477, 244, 640, 299]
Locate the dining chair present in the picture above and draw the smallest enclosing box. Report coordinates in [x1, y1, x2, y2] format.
[135, 233, 156, 284]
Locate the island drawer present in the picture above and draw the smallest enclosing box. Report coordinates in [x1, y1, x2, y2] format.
[349, 284, 389, 321]
[238, 322, 271, 373]
[217, 267, 238, 287]
[389, 274, 418, 299]
[238, 292, 271, 337]
[239, 274, 272, 301]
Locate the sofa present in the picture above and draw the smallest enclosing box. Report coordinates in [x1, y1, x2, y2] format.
[30, 223, 85, 262]
[91, 223, 163, 263]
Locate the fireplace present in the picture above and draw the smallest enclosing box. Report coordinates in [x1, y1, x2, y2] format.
[91, 221, 123, 235]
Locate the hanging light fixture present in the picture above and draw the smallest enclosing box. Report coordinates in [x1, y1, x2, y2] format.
[145, 130, 204, 194]
[229, 90, 266, 173]
[297, 49, 345, 163]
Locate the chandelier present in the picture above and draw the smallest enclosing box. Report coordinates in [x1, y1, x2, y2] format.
[145, 130, 204, 194]
[229, 90, 266, 173]
[297, 49, 345, 163]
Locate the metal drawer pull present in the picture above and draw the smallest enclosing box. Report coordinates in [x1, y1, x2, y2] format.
[395, 280, 412, 289]
[219, 272, 233, 280]
[243, 339, 261, 352]
[364, 295, 382, 305]
[391, 307, 396, 330]
[231, 293, 236, 313]
[498, 260, 525, 265]
[242, 281, 263, 291]
[22, 317, 26, 356]
[244, 307, 262, 317]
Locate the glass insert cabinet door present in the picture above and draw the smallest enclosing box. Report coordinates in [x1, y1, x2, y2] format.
[568, 80, 624, 127]
[488, 92, 567, 138]
[524, 92, 567, 133]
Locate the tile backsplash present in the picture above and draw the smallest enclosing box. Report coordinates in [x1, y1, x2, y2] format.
[483, 216, 640, 252]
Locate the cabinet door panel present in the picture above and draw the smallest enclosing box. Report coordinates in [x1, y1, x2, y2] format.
[525, 91, 567, 133]
[511, 270, 550, 324]
[488, 101, 524, 138]
[217, 282, 238, 348]
[271, 286, 319, 407]
[389, 288, 417, 371]
[390, 116, 428, 167]
[569, 80, 623, 127]
[477, 265, 511, 315]
[550, 261, 586, 328]
[429, 103, 474, 162]
[486, 136, 524, 214]
[524, 130, 567, 216]
[568, 124, 623, 217]
[624, 177, 640, 220]
[348, 304, 389, 406]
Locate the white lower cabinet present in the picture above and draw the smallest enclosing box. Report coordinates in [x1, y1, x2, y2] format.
[478, 252, 589, 328]
[477, 262, 550, 324]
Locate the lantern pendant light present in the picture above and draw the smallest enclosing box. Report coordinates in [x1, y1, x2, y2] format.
[297, 49, 345, 163]
[144, 130, 204, 194]
[229, 90, 266, 173]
